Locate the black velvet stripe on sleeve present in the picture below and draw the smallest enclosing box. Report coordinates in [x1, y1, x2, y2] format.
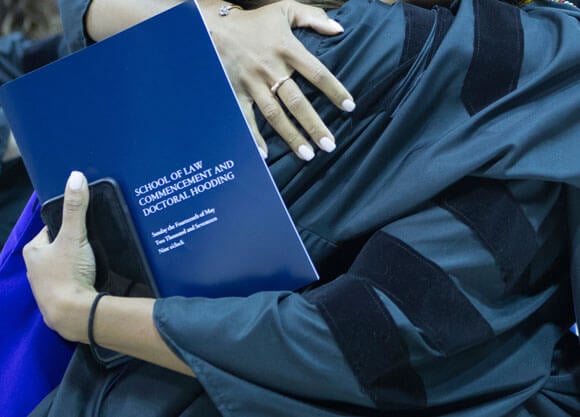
[349, 231, 494, 355]
[437, 177, 538, 289]
[401, 2, 436, 65]
[22, 35, 64, 73]
[460, 0, 524, 115]
[304, 275, 426, 410]
[400, 3, 453, 67]
[426, 6, 454, 66]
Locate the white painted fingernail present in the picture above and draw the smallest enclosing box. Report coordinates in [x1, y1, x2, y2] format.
[68, 171, 84, 191]
[327, 19, 344, 33]
[319, 136, 336, 152]
[298, 145, 315, 161]
[342, 99, 356, 112]
[258, 147, 268, 160]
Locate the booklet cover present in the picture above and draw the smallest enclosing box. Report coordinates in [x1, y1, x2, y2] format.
[0, 1, 318, 297]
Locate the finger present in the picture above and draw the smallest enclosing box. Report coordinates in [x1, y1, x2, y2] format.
[283, 1, 354, 110]
[57, 171, 89, 244]
[251, 84, 315, 161]
[277, 78, 336, 153]
[288, 2, 345, 35]
[239, 96, 268, 159]
[283, 37, 355, 113]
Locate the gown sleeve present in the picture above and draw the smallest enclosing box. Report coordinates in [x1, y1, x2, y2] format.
[151, 1, 580, 415]
[58, 0, 94, 52]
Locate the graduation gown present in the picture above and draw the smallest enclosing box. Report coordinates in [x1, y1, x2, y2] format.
[31, 0, 580, 415]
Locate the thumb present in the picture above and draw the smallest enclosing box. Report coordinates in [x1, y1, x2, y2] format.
[27, 226, 51, 248]
[57, 171, 89, 244]
[288, 2, 344, 35]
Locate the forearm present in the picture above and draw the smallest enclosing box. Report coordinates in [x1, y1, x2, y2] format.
[85, 0, 184, 41]
[74, 293, 195, 377]
[84, 0, 281, 41]
[84, 0, 254, 42]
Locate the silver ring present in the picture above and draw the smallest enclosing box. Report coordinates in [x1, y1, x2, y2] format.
[270, 75, 291, 95]
[219, 4, 242, 16]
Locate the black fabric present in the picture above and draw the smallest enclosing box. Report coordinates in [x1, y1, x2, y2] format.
[0, 158, 33, 250]
[400, 3, 453, 67]
[29, 346, 221, 417]
[437, 177, 538, 288]
[460, 0, 523, 115]
[401, 2, 436, 65]
[426, 6, 454, 65]
[349, 231, 494, 355]
[22, 35, 65, 73]
[379, 4, 453, 118]
[314, 232, 373, 284]
[304, 275, 426, 410]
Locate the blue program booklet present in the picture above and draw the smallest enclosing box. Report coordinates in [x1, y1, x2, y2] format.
[0, 2, 318, 297]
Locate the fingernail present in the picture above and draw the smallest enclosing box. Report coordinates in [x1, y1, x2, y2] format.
[298, 145, 315, 161]
[68, 171, 84, 191]
[319, 136, 336, 152]
[342, 99, 356, 112]
[327, 19, 344, 33]
[258, 147, 268, 160]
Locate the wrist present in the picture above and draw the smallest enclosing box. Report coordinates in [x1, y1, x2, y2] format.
[198, 0, 247, 52]
[198, 0, 243, 18]
[50, 289, 98, 343]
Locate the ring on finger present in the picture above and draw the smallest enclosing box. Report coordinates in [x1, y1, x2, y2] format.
[270, 75, 291, 95]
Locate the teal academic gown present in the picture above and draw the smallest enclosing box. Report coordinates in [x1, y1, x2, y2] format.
[34, 0, 580, 416]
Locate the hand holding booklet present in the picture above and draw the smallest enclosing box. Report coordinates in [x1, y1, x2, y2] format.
[0, 2, 318, 299]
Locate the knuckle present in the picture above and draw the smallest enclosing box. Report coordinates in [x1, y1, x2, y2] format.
[22, 242, 33, 257]
[305, 123, 324, 139]
[277, 38, 292, 57]
[42, 311, 57, 331]
[63, 196, 84, 213]
[279, 0, 292, 12]
[311, 65, 327, 85]
[23, 240, 41, 258]
[256, 56, 272, 72]
[285, 134, 302, 147]
[316, 7, 327, 18]
[262, 103, 283, 123]
[285, 93, 305, 112]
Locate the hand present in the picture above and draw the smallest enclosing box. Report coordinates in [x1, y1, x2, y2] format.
[23, 171, 194, 375]
[23, 171, 97, 342]
[200, 0, 355, 160]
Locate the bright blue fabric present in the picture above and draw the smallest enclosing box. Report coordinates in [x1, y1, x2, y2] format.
[0, 193, 75, 417]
